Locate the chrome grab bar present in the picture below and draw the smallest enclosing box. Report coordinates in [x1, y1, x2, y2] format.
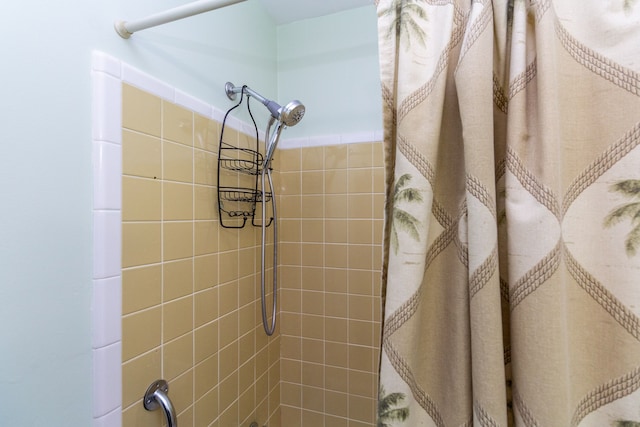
[143, 379, 177, 427]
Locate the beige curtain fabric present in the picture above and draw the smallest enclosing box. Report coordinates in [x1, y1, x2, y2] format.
[376, 1, 640, 426]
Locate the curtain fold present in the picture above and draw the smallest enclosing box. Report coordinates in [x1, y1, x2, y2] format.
[376, 1, 640, 425]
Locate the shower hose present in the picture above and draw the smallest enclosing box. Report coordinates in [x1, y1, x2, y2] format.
[260, 164, 277, 336]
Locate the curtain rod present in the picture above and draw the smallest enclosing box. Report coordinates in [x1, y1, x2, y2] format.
[115, 0, 247, 39]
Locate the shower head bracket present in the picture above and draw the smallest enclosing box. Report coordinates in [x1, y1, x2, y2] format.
[225, 82, 239, 101]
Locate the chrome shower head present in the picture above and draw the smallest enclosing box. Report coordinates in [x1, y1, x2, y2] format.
[279, 100, 305, 127]
[262, 101, 304, 168]
[264, 99, 305, 127]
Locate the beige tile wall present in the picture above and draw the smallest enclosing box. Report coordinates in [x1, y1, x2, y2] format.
[121, 83, 384, 427]
[121, 84, 280, 427]
[275, 142, 385, 427]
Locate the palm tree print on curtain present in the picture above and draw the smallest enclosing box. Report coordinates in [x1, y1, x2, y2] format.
[390, 173, 422, 254]
[624, 0, 638, 12]
[378, 386, 410, 426]
[603, 180, 640, 257]
[377, 0, 428, 50]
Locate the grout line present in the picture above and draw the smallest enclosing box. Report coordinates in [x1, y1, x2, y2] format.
[190, 109, 197, 427]
[158, 94, 166, 382]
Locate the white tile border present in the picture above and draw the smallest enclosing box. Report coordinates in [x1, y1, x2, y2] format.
[277, 129, 383, 150]
[90, 50, 381, 426]
[91, 51, 124, 427]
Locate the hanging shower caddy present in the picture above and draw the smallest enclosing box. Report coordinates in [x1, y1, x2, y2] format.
[217, 89, 273, 228]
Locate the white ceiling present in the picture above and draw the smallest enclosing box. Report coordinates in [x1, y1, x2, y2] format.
[257, 0, 374, 25]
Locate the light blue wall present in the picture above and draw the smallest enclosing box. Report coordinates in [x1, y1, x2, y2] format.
[277, 6, 382, 138]
[0, 1, 380, 425]
[0, 1, 276, 425]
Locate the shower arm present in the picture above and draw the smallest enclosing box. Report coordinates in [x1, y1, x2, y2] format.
[225, 82, 282, 119]
[225, 83, 267, 104]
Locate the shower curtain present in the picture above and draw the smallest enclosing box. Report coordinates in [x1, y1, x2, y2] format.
[376, 0, 640, 425]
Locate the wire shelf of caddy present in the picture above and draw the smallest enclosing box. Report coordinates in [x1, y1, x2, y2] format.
[217, 185, 272, 222]
[218, 142, 263, 175]
[217, 130, 274, 228]
[218, 186, 272, 204]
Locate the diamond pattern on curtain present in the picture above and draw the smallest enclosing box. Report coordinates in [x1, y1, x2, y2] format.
[376, 0, 640, 426]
